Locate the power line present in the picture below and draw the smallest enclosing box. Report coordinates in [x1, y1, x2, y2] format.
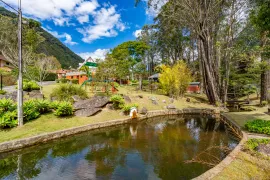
[0, 0, 18, 12]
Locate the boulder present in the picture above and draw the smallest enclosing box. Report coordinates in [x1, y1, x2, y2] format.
[75, 108, 102, 117]
[0, 93, 16, 101]
[123, 95, 131, 103]
[106, 103, 113, 110]
[169, 98, 174, 103]
[74, 96, 109, 110]
[257, 143, 270, 156]
[138, 95, 143, 98]
[167, 104, 176, 109]
[72, 95, 82, 102]
[162, 100, 166, 103]
[139, 107, 148, 115]
[152, 99, 158, 105]
[30, 94, 44, 100]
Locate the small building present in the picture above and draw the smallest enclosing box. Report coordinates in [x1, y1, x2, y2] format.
[148, 73, 159, 82]
[66, 71, 88, 84]
[187, 82, 200, 93]
[0, 54, 13, 72]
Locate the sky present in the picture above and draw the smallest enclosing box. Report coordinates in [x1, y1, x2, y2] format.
[0, 0, 162, 61]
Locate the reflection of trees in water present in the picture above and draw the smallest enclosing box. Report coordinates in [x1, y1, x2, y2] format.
[0, 115, 235, 180]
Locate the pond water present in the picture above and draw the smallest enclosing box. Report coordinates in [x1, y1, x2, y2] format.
[0, 115, 238, 180]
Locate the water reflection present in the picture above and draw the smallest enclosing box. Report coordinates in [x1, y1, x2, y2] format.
[0, 115, 238, 180]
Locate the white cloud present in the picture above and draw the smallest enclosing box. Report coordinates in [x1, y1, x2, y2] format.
[133, 29, 142, 38]
[143, 0, 167, 17]
[77, 5, 126, 43]
[78, 49, 110, 61]
[75, 0, 99, 15]
[77, 15, 89, 24]
[43, 27, 77, 46]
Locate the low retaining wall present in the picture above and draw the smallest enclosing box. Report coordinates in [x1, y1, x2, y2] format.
[0, 108, 218, 153]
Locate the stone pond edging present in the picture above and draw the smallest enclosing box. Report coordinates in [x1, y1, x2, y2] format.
[0, 108, 246, 180]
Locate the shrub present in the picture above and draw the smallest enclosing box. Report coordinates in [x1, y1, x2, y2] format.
[110, 95, 125, 109]
[111, 82, 120, 88]
[142, 80, 149, 86]
[56, 79, 60, 83]
[51, 84, 88, 102]
[0, 98, 16, 113]
[245, 119, 270, 135]
[49, 101, 61, 110]
[0, 111, 17, 128]
[0, 90, 7, 95]
[44, 73, 57, 81]
[122, 103, 139, 114]
[23, 100, 40, 122]
[59, 78, 70, 83]
[20, 80, 40, 91]
[244, 138, 270, 151]
[34, 99, 51, 114]
[261, 101, 268, 107]
[54, 101, 73, 117]
[71, 79, 79, 84]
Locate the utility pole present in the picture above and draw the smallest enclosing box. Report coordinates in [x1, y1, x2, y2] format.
[17, 0, 23, 126]
[0, 0, 23, 126]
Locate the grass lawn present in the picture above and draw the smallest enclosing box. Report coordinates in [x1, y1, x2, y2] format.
[0, 84, 215, 143]
[214, 151, 270, 180]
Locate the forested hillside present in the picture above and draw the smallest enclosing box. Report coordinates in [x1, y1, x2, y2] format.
[0, 7, 83, 68]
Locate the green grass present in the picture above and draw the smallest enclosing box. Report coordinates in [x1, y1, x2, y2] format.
[0, 84, 215, 143]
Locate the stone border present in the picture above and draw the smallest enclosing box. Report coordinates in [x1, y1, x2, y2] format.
[193, 113, 247, 180]
[0, 108, 243, 179]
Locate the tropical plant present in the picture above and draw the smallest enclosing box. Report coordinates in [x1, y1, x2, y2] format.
[0, 111, 17, 128]
[23, 100, 40, 122]
[122, 104, 139, 114]
[34, 99, 51, 114]
[54, 101, 73, 117]
[0, 98, 16, 113]
[245, 119, 270, 135]
[50, 84, 87, 101]
[0, 90, 7, 95]
[110, 95, 125, 109]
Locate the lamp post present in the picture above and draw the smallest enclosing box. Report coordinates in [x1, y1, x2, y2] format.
[0, 0, 23, 126]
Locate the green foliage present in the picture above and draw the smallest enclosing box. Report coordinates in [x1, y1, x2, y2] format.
[110, 95, 125, 109]
[0, 90, 7, 95]
[20, 80, 40, 91]
[56, 79, 60, 83]
[54, 101, 73, 117]
[111, 82, 120, 88]
[0, 111, 17, 128]
[23, 100, 40, 122]
[59, 78, 70, 83]
[244, 138, 270, 151]
[142, 80, 149, 86]
[51, 84, 88, 101]
[49, 101, 61, 110]
[245, 119, 270, 135]
[71, 79, 79, 84]
[159, 61, 192, 97]
[261, 101, 268, 107]
[240, 106, 256, 112]
[44, 73, 57, 81]
[34, 99, 51, 114]
[0, 98, 16, 113]
[122, 104, 139, 113]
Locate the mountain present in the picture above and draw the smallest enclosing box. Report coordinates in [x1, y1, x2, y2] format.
[0, 7, 83, 68]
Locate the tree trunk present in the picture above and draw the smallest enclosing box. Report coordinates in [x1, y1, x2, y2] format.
[260, 31, 269, 103]
[139, 75, 142, 91]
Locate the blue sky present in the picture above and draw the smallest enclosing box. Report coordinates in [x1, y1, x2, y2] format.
[1, 0, 159, 60]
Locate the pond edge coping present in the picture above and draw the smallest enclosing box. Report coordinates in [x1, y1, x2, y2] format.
[0, 108, 245, 180]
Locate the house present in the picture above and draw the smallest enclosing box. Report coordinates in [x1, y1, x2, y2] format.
[0, 54, 13, 72]
[187, 82, 200, 93]
[65, 71, 88, 84]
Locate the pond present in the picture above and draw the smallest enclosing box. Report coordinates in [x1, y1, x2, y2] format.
[0, 115, 239, 180]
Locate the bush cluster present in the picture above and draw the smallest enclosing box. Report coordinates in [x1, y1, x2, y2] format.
[0, 98, 73, 129]
[111, 82, 120, 88]
[21, 80, 40, 91]
[245, 119, 270, 135]
[110, 95, 125, 109]
[44, 73, 57, 81]
[71, 79, 79, 84]
[0, 90, 7, 95]
[122, 103, 139, 114]
[244, 138, 270, 151]
[50, 84, 87, 102]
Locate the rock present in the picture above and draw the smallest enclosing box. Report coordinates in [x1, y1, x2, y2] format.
[162, 100, 166, 103]
[186, 98, 191, 102]
[152, 99, 158, 105]
[139, 107, 148, 115]
[73, 96, 109, 110]
[167, 104, 176, 109]
[169, 98, 174, 103]
[50, 96, 58, 102]
[257, 143, 270, 156]
[72, 95, 82, 102]
[123, 95, 131, 103]
[29, 90, 40, 94]
[75, 108, 102, 117]
[138, 95, 143, 98]
[0, 93, 16, 101]
[30, 94, 44, 100]
[106, 103, 113, 110]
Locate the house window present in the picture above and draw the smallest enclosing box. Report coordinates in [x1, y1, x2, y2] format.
[6, 62, 10, 66]
[71, 76, 73, 79]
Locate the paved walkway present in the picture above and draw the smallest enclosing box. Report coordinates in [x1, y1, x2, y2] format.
[3, 81, 56, 93]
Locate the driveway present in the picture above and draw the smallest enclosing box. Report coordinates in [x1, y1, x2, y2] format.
[3, 81, 56, 93]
